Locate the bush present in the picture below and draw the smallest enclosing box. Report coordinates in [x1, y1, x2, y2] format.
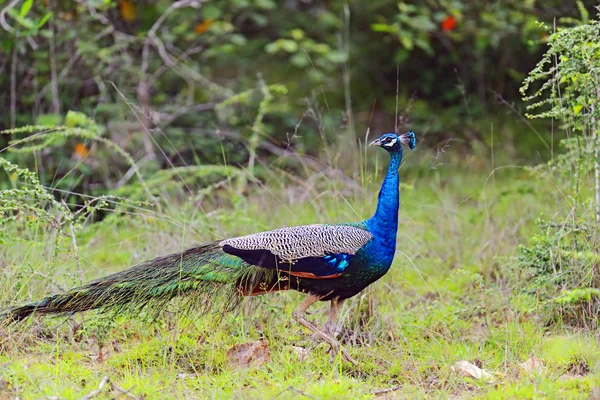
[517, 221, 600, 328]
[518, 12, 600, 327]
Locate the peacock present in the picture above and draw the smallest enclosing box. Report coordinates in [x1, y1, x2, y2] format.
[1, 130, 416, 365]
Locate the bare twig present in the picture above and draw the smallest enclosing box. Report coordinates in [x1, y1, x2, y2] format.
[492, 90, 550, 151]
[206, 128, 363, 195]
[157, 102, 217, 128]
[248, 75, 272, 172]
[270, 386, 317, 400]
[372, 384, 402, 396]
[81, 376, 110, 400]
[80, 0, 113, 30]
[138, 0, 205, 160]
[111, 382, 141, 400]
[593, 81, 600, 224]
[0, 0, 20, 34]
[78, 376, 139, 400]
[141, 0, 231, 98]
[10, 43, 17, 129]
[108, 81, 196, 205]
[67, 218, 84, 285]
[48, 0, 60, 114]
[34, 51, 80, 116]
[341, 3, 357, 172]
[205, 128, 324, 169]
[115, 155, 149, 188]
[147, 43, 206, 88]
[0, 0, 38, 50]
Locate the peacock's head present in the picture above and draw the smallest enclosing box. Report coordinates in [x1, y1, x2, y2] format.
[369, 130, 416, 153]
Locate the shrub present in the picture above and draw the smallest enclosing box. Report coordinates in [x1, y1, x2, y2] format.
[518, 13, 600, 327]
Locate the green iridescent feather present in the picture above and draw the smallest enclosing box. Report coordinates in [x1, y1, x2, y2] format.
[1, 242, 275, 323]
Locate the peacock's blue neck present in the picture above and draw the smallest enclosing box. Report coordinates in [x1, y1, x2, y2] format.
[365, 150, 402, 263]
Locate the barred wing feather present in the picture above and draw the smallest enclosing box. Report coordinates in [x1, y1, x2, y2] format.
[220, 224, 372, 278]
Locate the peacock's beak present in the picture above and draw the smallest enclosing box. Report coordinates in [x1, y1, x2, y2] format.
[369, 138, 381, 147]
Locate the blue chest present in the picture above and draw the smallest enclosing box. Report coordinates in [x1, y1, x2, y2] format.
[355, 225, 396, 279]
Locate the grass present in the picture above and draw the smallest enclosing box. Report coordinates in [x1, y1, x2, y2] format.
[1, 149, 600, 399]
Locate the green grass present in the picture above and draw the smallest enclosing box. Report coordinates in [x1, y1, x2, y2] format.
[1, 154, 599, 399]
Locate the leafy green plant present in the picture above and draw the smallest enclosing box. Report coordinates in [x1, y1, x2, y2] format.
[521, 16, 600, 223]
[518, 13, 600, 328]
[516, 222, 600, 326]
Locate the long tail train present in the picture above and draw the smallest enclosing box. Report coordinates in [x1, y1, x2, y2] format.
[1, 242, 273, 324]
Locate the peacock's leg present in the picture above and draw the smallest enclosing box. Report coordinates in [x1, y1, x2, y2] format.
[323, 297, 345, 337]
[292, 294, 357, 366]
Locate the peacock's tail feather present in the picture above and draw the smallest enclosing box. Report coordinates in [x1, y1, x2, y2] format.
[1, 242, 277, 324]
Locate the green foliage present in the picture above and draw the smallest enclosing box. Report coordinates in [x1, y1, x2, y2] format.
[115, 164, 240, 201]
[0, 0, 595, 178]
[554, 288, 600, 305]
[2, 0, 52, 47]
[517, 222, 598, 287]
[0, 157, 68, 227]
[518, 10, 600, 328]
[1, 117, 155, 201]
[521, 17, 600, 131]
[366, 0, 554, 100]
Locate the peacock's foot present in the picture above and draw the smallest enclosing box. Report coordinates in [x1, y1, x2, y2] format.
[329, 340, 358, 366]
[323, 321, 339, 337]
[308, 327, 357, 366]
[310, 322, 338, 341]
[292, 295, 357, 366]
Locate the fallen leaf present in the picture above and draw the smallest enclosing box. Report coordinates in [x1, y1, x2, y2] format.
[452, 360, 495, 383]
[226, 340, 270, 368]
[518, 356, 545, 376]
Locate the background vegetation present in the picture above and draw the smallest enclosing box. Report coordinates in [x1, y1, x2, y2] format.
[1, 0, 600, 398]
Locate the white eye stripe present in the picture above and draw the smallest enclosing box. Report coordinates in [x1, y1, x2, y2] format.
[383, 138, 397, 147]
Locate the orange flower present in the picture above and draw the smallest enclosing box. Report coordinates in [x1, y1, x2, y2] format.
[194, 19, 214, 34]
[441, 16, 457, 31]
[119, 0, 136, 22]
[74, 143, 89, 158]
